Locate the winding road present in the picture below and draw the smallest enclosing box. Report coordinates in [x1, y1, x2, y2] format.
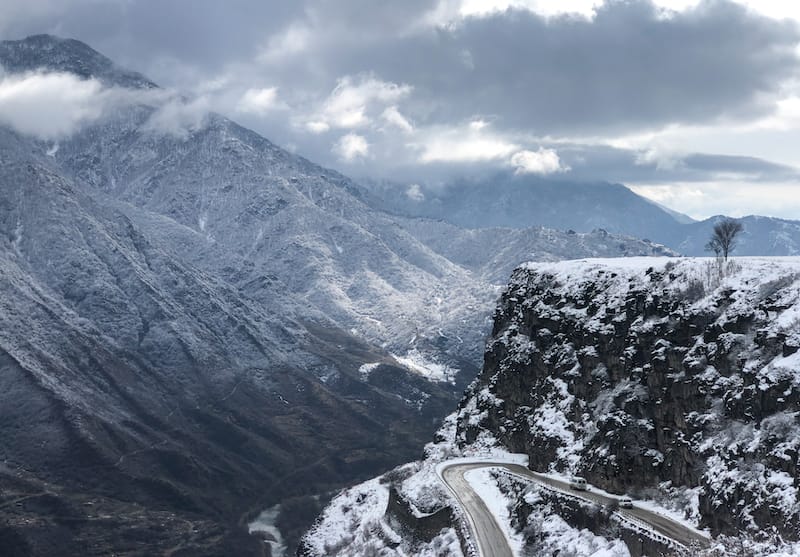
[439, 461, 710, 557]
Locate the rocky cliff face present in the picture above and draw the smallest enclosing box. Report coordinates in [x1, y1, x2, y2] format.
[457, 257, 800, 539]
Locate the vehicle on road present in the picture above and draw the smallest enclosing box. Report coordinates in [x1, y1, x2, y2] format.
[569, 476, 587, 490]
[619, 497, 633, 508]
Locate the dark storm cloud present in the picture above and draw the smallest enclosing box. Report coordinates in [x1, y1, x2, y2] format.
[4, 0, 799, 135]
[266, 0, 800, 136]
[549, 145, 800, 184]
[681, 153, 799, 180]
[303, 0, 437, 34]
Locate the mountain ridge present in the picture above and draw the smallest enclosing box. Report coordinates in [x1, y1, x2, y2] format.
[0, 34, 156, 88]
[358, 174, 800, 256]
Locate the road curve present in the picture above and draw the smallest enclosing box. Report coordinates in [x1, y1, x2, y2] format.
[441, 463, 514, 557]
[439, 461, 710, 557]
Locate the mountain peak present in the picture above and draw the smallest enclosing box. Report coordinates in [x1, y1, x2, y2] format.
[0, 34, 157, 89]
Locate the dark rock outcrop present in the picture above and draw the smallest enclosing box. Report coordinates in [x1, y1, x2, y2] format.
[456, 258, 800, 539]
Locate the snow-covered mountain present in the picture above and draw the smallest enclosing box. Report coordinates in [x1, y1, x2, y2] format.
[0, 35, 674, 555]
[305, 257, 800, 556]
[362, 174, 690, 241]
[362, 175, 800, 256]
[395, 216, 674, 283]
[0, 34, 156, 88]
[0, 129, 470, 554]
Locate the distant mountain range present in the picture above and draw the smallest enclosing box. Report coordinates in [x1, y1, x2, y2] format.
[0, 35, 671, 555]
[360, 174, 800, 256]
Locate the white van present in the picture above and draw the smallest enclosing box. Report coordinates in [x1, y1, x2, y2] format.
[569, 476, 587, 490]
[619, 497, 633, 508]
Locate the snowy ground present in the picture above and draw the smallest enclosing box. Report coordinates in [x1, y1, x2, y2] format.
[303, 417, 638, 556]
[463, 468, 524, 554]
[391, 349, 458, 383]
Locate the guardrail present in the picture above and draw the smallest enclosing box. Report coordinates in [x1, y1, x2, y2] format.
[444, 494, 482, 557]
[497, 469, 690, 556]
[614, 509, 688, 554]
[437, 466, 480, 557]
[436, 461, 700, 557]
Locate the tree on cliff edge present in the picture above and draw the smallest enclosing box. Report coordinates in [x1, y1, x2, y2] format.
[706, 217, 743, 261]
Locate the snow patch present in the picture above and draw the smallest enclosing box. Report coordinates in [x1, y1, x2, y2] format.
[464, 467, 525, 554]
[391, 349, 457, 383]
[358, 361, 381, 379]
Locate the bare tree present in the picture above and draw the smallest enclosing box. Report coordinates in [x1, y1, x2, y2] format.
[705, 218, 743, 261]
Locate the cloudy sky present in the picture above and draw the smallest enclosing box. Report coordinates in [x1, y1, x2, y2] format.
[2, 0, 800, 219]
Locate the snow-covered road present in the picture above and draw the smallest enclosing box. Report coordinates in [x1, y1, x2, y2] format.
[441, 463, 514, 557]
[439, 460, 711, 556]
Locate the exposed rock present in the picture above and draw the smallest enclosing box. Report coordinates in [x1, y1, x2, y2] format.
[456, 257, 800, 539]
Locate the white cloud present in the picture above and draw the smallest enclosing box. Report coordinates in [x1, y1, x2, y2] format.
[0, 70, 111, 139]
[629, 181, 800, 220]
[416, 122, 518, 163]
[648, 1, 800, 23]
[306, 120, 331, 134]
[333, 133, 369, 161]
[446, 0, 800, 23]
[381, 105, 414, 133]
[406, 183, 425, 201]
[710, 1, 800, 23]
[236, 87, 282, 115]
[634, 146, 684, 171]
[0, 67, 210, 140]
[511, 147, 568, 174]
[143, 96, 211, 138]
[594, 113, 800, 172]
[258, 22, 313, 63]
[469, 119, 489, 131]
[312, 75, 412, 130]
[420, 135, 517, 162]
[442, 0, 601, 21]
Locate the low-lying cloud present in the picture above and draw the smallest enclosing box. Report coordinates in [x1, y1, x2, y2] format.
[512, 148, 568, 175]
[236, 86, 283, 115]
[309, 74, 412, 131]
[142, 95, 210, 138]
[0, 69, 114, 139]
[333, 132, 369, 161]
[416, 122, 518, 163]
[0, 66, 220, 140]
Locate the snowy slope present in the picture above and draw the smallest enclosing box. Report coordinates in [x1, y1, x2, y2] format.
[0, 137, 467, 553]
[397, 217, 675, 283]
[360, 174, 689, 241]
